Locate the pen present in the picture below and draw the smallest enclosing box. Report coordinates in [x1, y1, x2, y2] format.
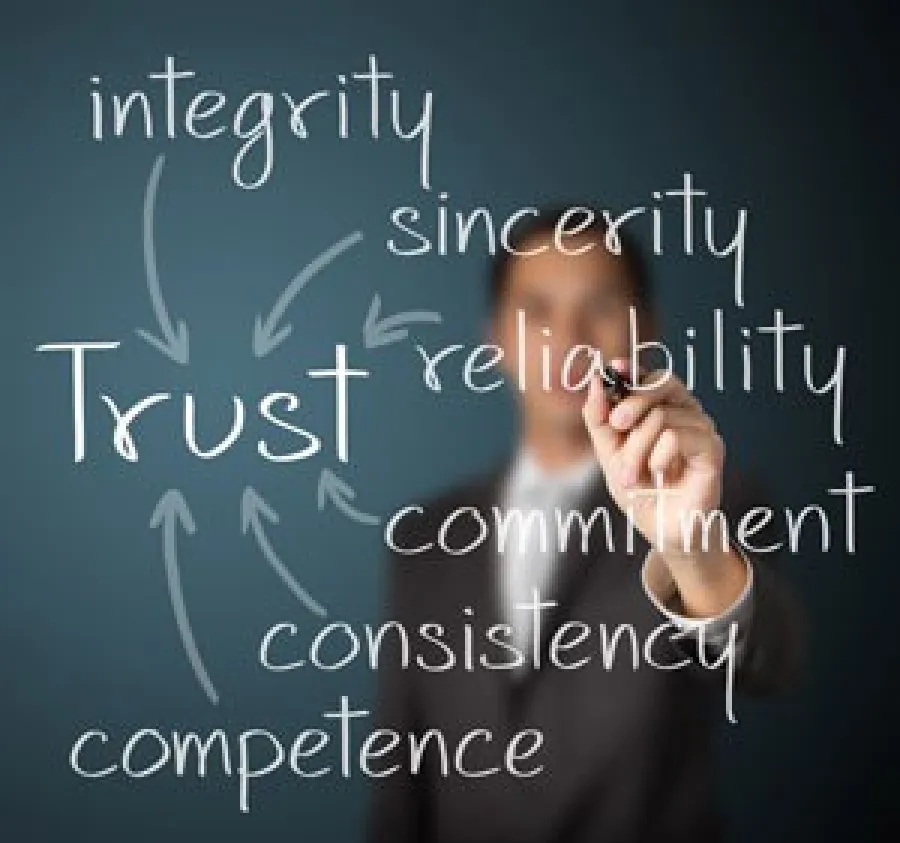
[602, 365, 632, 404]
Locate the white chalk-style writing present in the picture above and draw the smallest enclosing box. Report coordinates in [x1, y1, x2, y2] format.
[36, 342, 368, 463]
[414, 306, 848, 446]
[69, 696, 544, 813]
[383, 472, 874, 558]
[89, 55, 433, 191]
[387, 174, 747, 307]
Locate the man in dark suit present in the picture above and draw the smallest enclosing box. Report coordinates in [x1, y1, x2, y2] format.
[368, 207, 801, 843]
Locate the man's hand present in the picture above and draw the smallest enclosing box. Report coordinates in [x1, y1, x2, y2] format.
[582, 360, 748, 618]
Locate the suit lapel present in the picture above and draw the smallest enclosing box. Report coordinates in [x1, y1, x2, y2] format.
[506, 472, 623, 704]
[473, 462, 514, 628]
[463, 460, 634, 712]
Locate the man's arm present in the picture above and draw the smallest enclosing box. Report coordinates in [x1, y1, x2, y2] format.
[641, 473, 805, 692]
[583, 362, 805, 693]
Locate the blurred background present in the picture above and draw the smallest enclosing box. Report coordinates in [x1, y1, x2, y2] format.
[0, 0, 895, 840]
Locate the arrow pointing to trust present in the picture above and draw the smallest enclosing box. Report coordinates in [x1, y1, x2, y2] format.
[253, 230, 364, 358]
[149, 489, 218, 705]
[240, 486, 327, 617]
[317, 468, 380, 526]
[135, 155, 190, 366]
[363, 292, 442, 349]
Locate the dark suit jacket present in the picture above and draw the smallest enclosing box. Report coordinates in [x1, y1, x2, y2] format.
[368, 461, 802, 843]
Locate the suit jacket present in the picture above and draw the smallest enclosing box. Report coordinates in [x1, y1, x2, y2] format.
[368, 460, 802, 843]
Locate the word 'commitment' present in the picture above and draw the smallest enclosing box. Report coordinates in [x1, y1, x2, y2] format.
[385, 474, 874, 557]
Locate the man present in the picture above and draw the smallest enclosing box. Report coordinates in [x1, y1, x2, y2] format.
[368, 207, 801, 843]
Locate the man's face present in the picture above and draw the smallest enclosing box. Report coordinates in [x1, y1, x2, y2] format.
[492, 231, 647, 433]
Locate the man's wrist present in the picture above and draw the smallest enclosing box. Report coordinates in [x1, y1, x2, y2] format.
[651, 542, 751, 620]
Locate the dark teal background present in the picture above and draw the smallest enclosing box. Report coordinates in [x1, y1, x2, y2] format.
[1, 1, 894, 841]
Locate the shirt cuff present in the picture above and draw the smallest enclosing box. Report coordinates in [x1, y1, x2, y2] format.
[640, 545, 755, 653]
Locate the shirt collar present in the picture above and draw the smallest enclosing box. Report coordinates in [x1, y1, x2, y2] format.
[507, 445, 602, 498]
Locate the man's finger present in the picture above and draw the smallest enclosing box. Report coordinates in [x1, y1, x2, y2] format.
[605, 368, 702, 432]
[609, 392, 710, 433]
[610, 358, 695, 398]
[583, 373, 622, 465]
[647, 426, 725, 477]
[617, 408, 711, 486]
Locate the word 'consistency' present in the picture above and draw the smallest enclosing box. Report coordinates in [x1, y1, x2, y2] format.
[36, 342, 367, 463]
[69, 597, 740, 813]
[89, 55, 433, 190]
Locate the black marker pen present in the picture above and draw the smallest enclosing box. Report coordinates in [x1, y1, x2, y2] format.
[602, 365, 632, 404]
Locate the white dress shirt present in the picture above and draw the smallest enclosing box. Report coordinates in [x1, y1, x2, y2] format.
[497, 447, 755, 663]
